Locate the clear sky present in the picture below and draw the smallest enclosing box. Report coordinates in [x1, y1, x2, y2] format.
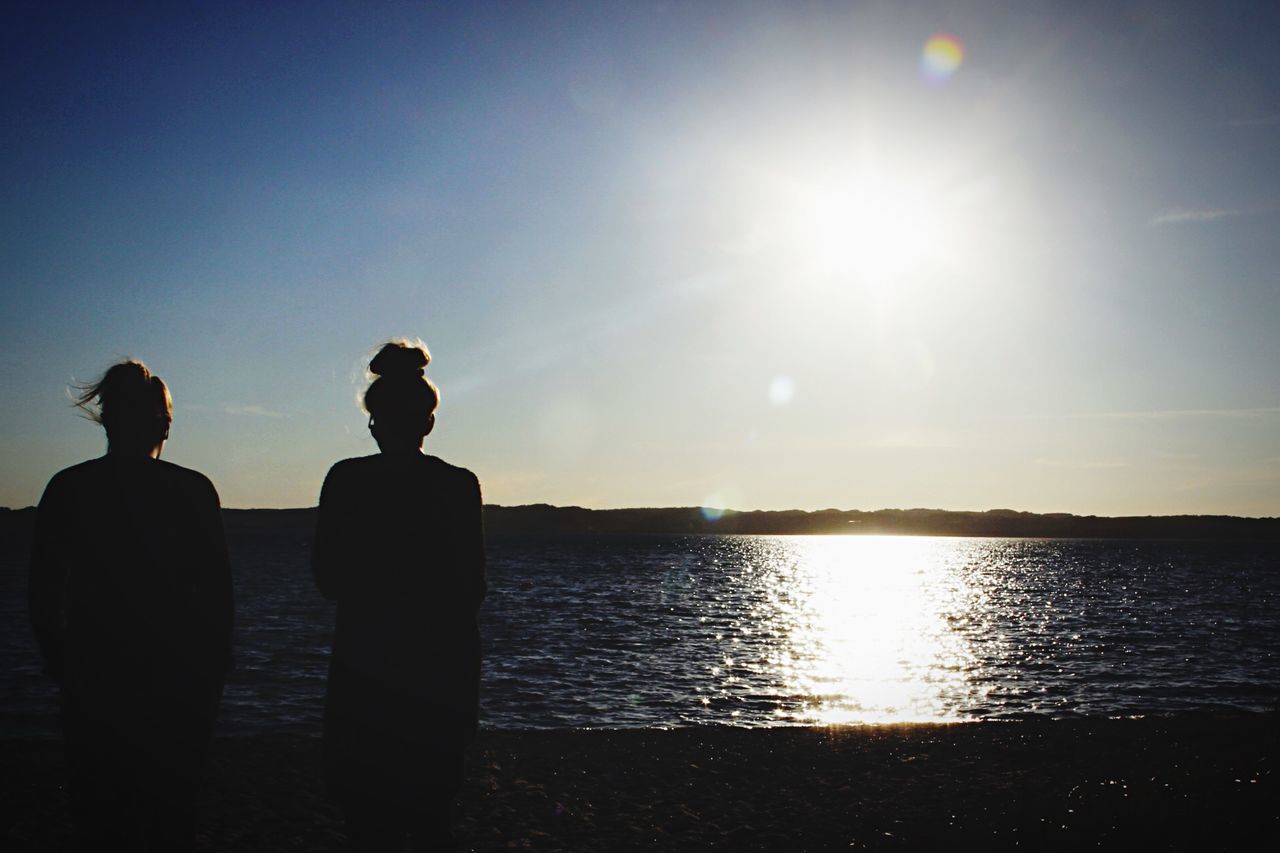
[3, 1, 1279, 516]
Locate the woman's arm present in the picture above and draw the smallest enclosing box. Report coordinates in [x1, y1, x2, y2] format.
[462, 471, 487, 613]
[313, 464, 345, 601]
[197, 477, 234, 675]
[28, 475, 70, 682]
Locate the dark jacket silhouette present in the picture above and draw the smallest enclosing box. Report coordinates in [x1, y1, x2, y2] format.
[313, 450, 486, 812]
[29, 453, 232, 849]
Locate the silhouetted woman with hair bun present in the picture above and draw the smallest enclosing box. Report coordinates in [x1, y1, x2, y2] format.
[314, 340, 486, 852]
[28, 360, 232, 852]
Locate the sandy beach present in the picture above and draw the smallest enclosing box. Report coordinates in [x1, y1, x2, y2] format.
[2, 712, 1276, 851]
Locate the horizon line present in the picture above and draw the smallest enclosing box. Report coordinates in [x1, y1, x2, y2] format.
[6, 503, 1277, 521]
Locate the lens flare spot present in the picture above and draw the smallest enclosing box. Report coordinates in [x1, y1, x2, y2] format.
[920, 33, 964, 84]
[768, 375, 795, 405]
[701, 487, 742, 521]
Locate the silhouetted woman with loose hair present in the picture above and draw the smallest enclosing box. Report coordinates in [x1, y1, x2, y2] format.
[28, 360, 232, 852]
[314, 340, 486, 852]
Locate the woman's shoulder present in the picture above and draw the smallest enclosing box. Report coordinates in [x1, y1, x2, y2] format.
[323, 454, 381, 478]
[151, 458, 221, 501]
[320, 454, 479, 494]
[318, 455, 385, 493]
[42, 457, 219, 505]
[46, 456, 106, 483]
[419, 455, 482, 503]
[422, 455, 481, 488]
[40, 457, 107, 500]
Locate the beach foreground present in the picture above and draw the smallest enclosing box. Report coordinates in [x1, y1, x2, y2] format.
[3, 714, 1276, 851]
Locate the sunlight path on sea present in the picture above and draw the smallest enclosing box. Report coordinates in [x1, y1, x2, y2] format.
[747, 536, 986, 724]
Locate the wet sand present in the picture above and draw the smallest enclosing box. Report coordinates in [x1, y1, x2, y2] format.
[3, 713, 1276, 851]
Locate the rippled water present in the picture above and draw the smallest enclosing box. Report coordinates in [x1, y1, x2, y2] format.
[482, 535, 1280, 728]
[3, 534, 1278, 735]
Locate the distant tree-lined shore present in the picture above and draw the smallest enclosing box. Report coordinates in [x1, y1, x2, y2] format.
[3, 505, 1278, 541]
[479, 504, 1280, 539]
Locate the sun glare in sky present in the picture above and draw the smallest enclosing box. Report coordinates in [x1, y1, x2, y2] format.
[723, 136, 989, 325]
[784, 169, 948, 283]
[3, 4, 1280, 515]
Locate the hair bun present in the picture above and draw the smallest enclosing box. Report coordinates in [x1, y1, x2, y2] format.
[369, 341, 430, 378]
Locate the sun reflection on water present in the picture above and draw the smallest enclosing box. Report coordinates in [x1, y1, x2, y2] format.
[475, 535, 1280, 729]
[760, 536, 985, 724]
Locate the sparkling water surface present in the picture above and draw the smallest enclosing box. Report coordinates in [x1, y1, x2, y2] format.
[3, 534, 1277, 735]
[479, 535, 1279, 728]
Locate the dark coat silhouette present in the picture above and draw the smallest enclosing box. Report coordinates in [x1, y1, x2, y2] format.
[313, 451, 486, 809]
[28, 454, 232, 849]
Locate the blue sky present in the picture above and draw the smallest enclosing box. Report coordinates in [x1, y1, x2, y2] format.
[3, 1, 1279, 515]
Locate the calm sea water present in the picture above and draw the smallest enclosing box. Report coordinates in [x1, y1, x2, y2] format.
[2, 534, 1278, 736]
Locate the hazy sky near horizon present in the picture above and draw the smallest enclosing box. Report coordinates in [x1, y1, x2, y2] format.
[3, 1, 1279, 515]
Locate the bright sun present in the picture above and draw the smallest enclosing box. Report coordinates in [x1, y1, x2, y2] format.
[783, 169, 947, 283]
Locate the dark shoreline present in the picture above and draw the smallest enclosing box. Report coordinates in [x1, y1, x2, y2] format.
[5, 505, 1280, 543]
[4, 713, 1277, 851]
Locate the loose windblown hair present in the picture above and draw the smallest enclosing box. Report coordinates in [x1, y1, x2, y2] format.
[74, 360, 172, 452]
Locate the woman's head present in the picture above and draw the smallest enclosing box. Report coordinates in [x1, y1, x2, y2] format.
[363, 340, 439, 450]
[75, 360, 172, 456]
